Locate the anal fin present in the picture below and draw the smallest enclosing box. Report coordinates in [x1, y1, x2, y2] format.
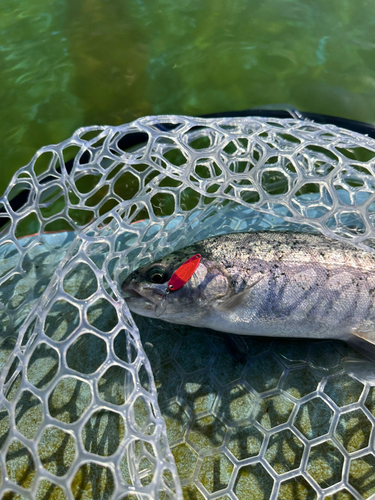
[347, 330, 375, 362]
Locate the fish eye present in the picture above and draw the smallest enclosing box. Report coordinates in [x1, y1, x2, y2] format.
[147, 267, 168, 284]
[151, 273, 165, 284]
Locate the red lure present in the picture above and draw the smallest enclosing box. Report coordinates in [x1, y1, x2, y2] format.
[168, 254, 201, 291]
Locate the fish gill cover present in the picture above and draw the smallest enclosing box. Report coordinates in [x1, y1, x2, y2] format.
[1, 115, 375, 499]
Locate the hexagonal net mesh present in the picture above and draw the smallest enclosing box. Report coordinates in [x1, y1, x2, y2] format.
[1, 115, 375, 500]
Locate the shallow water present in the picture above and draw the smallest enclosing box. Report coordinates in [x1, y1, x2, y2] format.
[2, 235, 375, 499]
[2, 110, 375, 498]
[136, 315, 375, 500]
[2, 0, 375, 192]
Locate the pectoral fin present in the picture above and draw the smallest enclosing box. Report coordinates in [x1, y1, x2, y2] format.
[217, 288, 250, 312]
[217, 275, 264, 312]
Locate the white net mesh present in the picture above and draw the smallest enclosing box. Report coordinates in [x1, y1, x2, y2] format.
[1, 114, 375, 499]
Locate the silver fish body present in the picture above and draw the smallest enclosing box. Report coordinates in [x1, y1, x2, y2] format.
[122, 232, 375, 344]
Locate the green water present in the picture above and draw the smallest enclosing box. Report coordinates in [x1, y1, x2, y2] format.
[1, 0, 375, 193]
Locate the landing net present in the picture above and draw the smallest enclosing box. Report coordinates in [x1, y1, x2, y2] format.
[1, 115, 375, 499]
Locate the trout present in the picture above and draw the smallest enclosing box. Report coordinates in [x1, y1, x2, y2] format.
[122, 232, 375, 347]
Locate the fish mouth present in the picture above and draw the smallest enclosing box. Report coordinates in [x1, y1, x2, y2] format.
[122, 284, 159, 312]
[122, 282, 168, 312]
[122, 285, 147, 301]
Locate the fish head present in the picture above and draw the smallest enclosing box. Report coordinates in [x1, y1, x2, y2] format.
[122, 249, 230, 324]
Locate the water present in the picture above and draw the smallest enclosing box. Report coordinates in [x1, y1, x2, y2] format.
[2, 0, 375, 193]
